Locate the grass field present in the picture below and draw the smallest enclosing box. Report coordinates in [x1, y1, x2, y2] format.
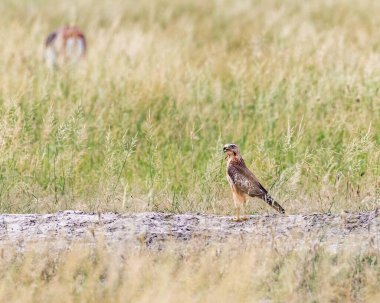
[0, 0, 379, 215]
[1, 1, 380, 301]
[0, 240, 379, 303]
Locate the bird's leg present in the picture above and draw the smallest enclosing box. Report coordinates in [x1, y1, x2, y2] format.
[229, 207, 241, 222]
[240, 203, 249, 221]
[230, 192, 249, 222]
[236, 207, 240, 221]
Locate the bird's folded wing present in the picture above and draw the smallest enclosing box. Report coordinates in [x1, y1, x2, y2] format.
[227, 164, 267, 197]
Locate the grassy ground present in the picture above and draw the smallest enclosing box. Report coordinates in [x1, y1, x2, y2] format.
[1, 1, 380, 301]
[0, 240, 378, 303]
[0, 0, 379, 214]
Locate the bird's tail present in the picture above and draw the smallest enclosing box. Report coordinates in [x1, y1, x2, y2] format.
[263, 194, 285, 214]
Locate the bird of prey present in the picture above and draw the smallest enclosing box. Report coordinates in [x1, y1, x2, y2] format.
[223, 143, 285, 221]
[44, 26, 86, 69]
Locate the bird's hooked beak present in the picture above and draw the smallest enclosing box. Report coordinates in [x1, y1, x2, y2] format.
[223, 146, 230, 159]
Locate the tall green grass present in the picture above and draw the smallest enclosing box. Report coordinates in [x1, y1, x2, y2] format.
[0, 0, 379, 213]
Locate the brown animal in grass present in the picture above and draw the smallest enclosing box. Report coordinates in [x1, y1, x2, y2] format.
[44, 26, 86, 69]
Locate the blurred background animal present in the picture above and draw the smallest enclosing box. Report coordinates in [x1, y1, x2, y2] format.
[44, 25, 86, 69]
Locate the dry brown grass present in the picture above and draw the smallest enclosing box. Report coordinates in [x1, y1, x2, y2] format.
[0, 240, 379, 303]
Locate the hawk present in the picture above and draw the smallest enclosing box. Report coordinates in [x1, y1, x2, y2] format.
[223, 143, 285, 221]
[44, 26, 86, 69]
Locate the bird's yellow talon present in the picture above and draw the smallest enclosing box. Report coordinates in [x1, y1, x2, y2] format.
[229, 217, 249, 222]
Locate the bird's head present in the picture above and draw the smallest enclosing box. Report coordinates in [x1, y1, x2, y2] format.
[223, 143, 240, 158]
